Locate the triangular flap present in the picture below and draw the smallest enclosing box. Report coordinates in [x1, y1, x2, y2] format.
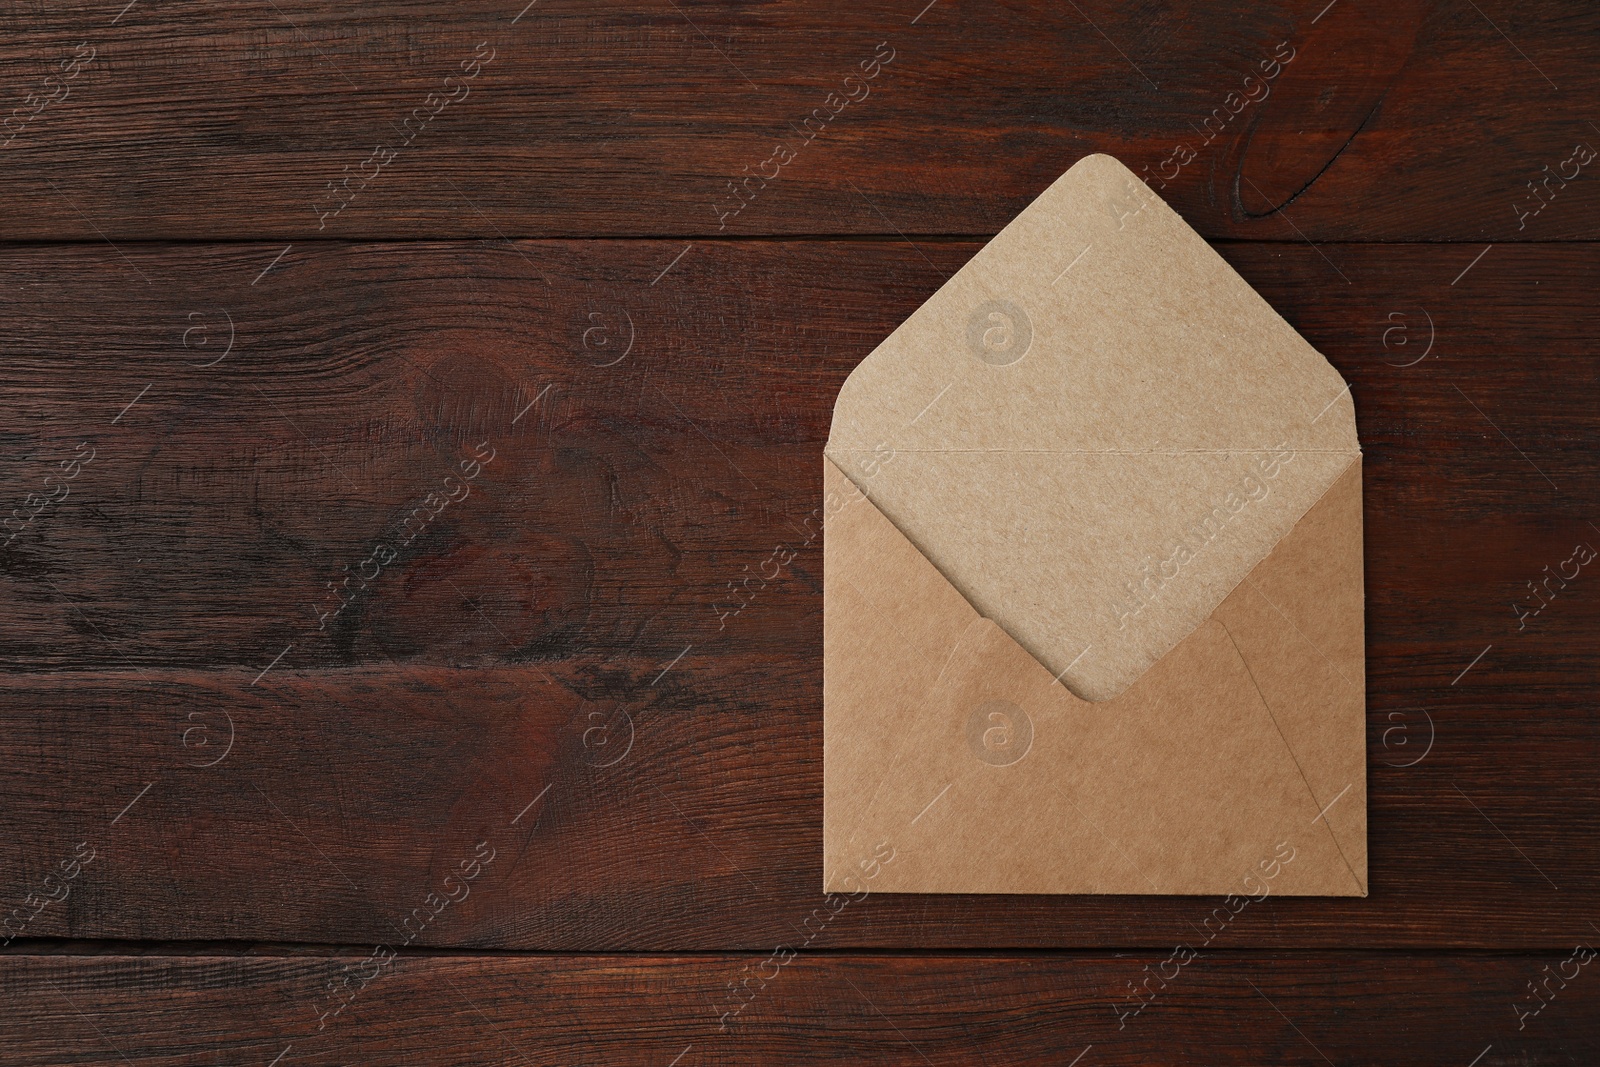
[826, 154, 1357, 457]
[1214, 459, 1368, 890]
[822, 457, 976, 671]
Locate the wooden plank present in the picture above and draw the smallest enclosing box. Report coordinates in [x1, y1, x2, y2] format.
[0, 1, 1596, 240]
[0, 653, 1594, 951]
[0, 240, 1596, 949]
[3, 953, 1595, 1065]
[0, 239, 1595, 670]
[0, 238, 914, 670]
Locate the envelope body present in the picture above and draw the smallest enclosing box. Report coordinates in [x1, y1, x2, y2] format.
[822, 154, 1366, 896]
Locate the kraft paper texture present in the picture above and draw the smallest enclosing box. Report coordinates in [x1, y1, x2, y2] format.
[822, 153, 1366, 896]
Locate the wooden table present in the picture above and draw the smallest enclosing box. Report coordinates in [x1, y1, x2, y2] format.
[2, 1, 1596, 1062]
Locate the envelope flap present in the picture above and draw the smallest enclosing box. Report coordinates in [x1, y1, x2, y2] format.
[822, 456, 977, 670]
[823, 154, 1361, 702]
[826, 154, 1357, 456]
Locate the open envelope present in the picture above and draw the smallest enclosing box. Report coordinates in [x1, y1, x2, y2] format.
[823, 154, 1366, 896]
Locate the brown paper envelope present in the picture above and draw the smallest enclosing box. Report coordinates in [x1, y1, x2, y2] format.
[822, 155, 1365, 896]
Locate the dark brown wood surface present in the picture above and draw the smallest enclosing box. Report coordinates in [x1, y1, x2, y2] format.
[0, 241, 1595, 957]
[2, 0, 1598, 1061]
[6, 953, 1598, 1065]
[0, 0, 1596, 241]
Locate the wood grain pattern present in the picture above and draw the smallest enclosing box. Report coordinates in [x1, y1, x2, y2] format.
[0, 238, 1596, 671]
[0, 241, 1595, 950]
[0, 1, 1596, 241]
[3, 953, 1595, 1065]
[3, 0, 1597, 1057]
[0, 654, 1593, 951]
